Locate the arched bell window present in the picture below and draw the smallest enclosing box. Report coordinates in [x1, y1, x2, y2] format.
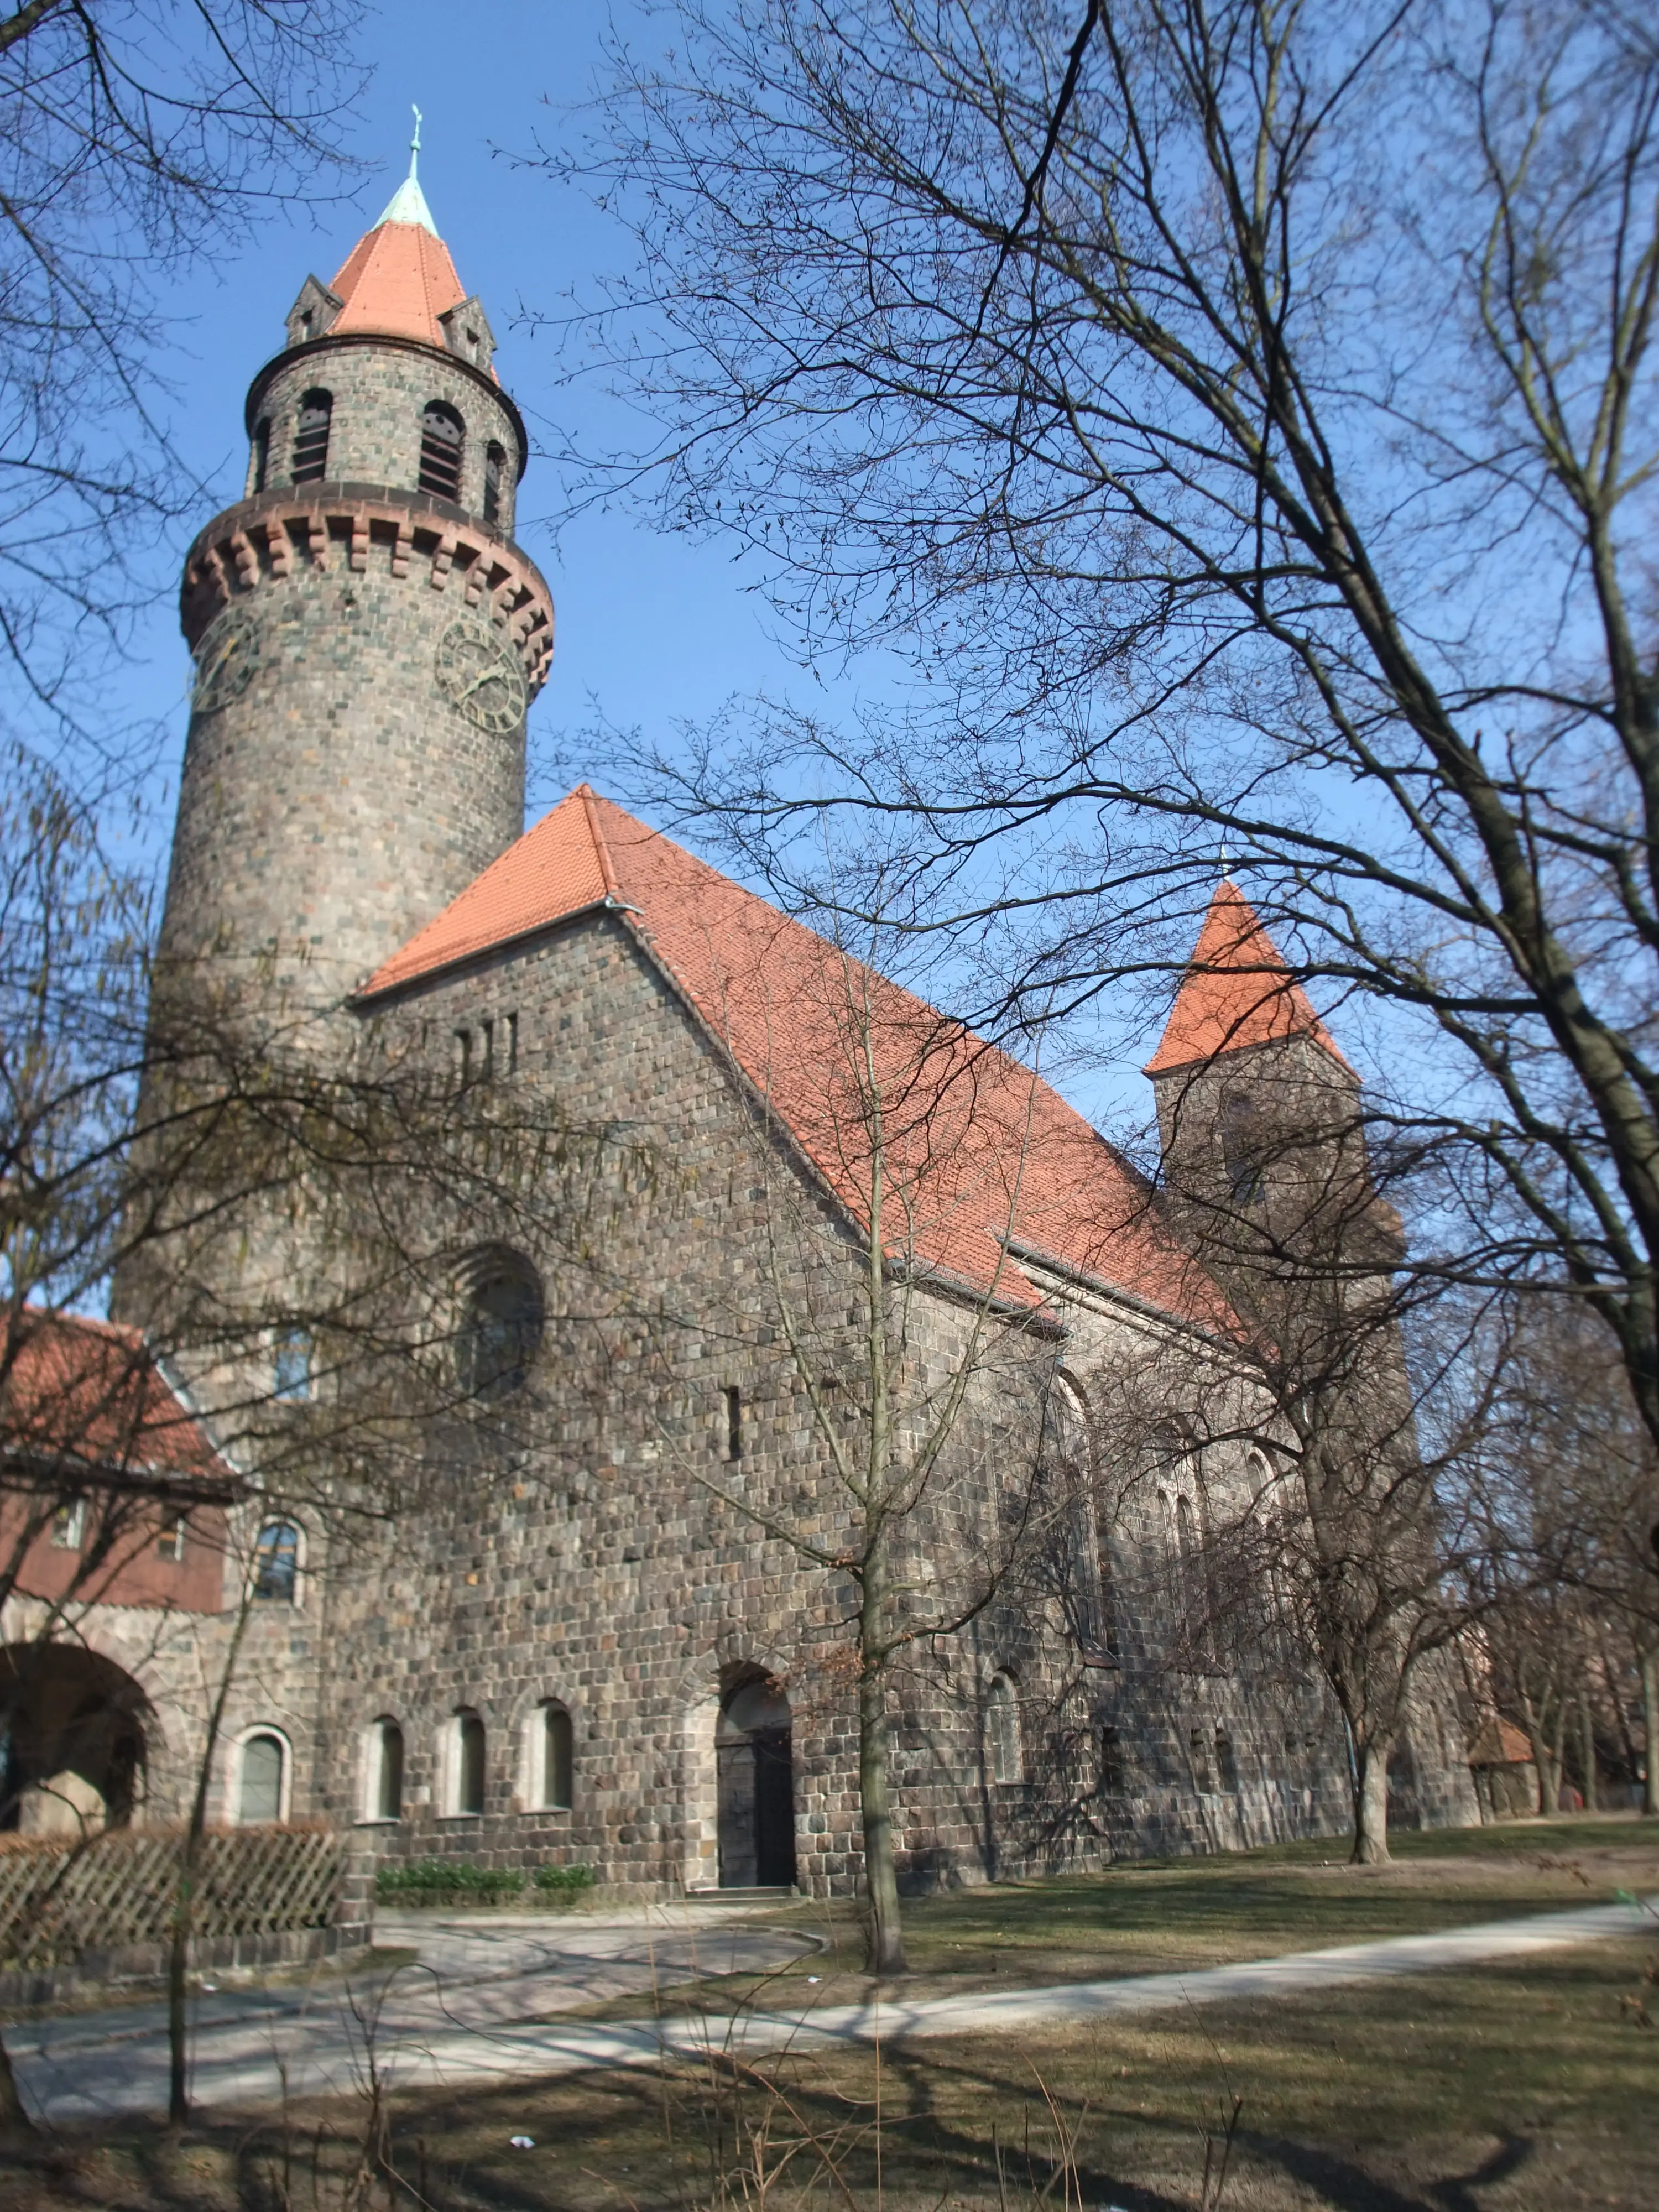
[1220, 1089, 1266, 1202]
[456, 1251, 544, 1401]
[418, 400, 465, 501]
[291, 389, 332, 483]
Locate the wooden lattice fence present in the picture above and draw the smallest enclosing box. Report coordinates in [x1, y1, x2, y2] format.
[0, 1822, 347, 1971]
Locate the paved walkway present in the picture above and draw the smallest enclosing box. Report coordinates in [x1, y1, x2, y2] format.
[11, 1894, 1653, 2126]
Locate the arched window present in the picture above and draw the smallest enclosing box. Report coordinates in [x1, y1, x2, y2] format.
[418, 400, 465, 500]
[291, 389, 332, 483]
[250, 418, 270, 495]
[987, 1671, 1024, 1785]
[455, 1710, 485, 1815]
[1189, 1725, 1214, 1792]
[238, 1731, 286, 1824]
[456, 1252, 544, 1400]
[272, 1328, 313, 1402]
[1220, 1089, 1265, 1202]
[483, 440, 507, 525]
[371, 1718, 404, 1822]
[1214, 1726, 1240, 1793]
[253, 1521, 300, 1603]
[541, 1702, 573, 1811]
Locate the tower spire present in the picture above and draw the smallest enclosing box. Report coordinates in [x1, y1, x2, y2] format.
[372, 101, 440, 237]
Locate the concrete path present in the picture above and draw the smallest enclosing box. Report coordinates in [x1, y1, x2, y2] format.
[11, 1894, 1654, 2127]
[10, 1911, 817, 2126]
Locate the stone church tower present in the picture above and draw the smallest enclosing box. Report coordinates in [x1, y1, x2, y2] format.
[156, 159, 554, 1015]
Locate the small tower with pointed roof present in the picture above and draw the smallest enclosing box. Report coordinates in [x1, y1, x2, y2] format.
[155, 137, 554, 1013]
[1145, 881, 1400, 1272]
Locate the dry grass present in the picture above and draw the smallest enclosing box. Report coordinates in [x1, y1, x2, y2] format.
[1, 1817, 1655, 2211]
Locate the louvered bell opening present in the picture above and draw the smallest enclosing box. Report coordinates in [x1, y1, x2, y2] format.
[418, 402, 465, 502]
[291, 390, 332, 483]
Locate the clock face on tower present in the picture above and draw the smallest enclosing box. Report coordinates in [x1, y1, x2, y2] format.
[435, 617, 528, 734]
[191, 603, 263, 714]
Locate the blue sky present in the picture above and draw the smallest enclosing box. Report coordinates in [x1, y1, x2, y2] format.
[119, 0, 824, 832]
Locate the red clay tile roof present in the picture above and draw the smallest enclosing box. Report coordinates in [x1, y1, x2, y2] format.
[1, 1311, 225, 1484]
[361, 790, 1234, 1330]
[1467, 1715, 1535, 1767]
[1145, 880, 1352, 1077]
[328, 218, 467, 353]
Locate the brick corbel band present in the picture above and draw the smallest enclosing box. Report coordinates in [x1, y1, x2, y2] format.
[181, 485, 555, 696]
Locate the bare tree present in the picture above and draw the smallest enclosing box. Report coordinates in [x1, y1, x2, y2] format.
[0, 0, 366, 763]
[635, 920, 1055, 1973]
[566, 0, 1659, 1454]
[1457, 1295, 1659, 1815]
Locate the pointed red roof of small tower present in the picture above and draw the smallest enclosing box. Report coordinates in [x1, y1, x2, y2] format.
[1145, 880, 1351, 1077]
[327, 171, 467, 352]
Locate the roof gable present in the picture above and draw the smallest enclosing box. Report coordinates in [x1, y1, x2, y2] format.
[362, 791, 1233, 1332]
[1146, 881, 1351, 1077]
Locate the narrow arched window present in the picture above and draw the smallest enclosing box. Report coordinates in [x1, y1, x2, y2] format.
[456, 1710, 485, 1814]
[542, 1702, 573, 1810]
[483, 440, 507, 525]
[457, 1252, 544, 1400]
[987, 1671, 1024, 1785]
[373, 1719, 404, 1821]
[253, 1521, 300, 1603]
[1214, 1726, 1240, 1793]
[418, 401, 465, 501]
[1220, 1089, 1265, 1202]
[238, 1732, 286, 1824]
[291, 389, 332, 483]
[251, 418, 270, 495]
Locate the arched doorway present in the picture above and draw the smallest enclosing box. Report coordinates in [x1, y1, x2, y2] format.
[716, 1674, 796, 1888]
[0, 1644, 151, 1834]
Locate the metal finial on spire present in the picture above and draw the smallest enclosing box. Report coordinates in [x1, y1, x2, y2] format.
[372, 105, 440, 237]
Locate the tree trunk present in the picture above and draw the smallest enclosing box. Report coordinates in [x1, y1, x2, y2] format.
[1642, 1647, 1659, 1818]
[1578, 1692, 1598, 1813]
[859, 1565, 906, 1975]
[1351, 1735, 1391, 1864]
[170, 1590, 256, 2128]
[0, 2030, 35, 2136]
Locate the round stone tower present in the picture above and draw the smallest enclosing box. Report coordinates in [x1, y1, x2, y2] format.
[156, 163, 554, 1015]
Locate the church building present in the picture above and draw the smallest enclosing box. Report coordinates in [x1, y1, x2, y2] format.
[0, 168, 1478, 1885]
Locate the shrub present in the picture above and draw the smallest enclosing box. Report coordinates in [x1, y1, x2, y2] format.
[533, 1862, 597, 1895]
[375, 1858, 526, 1902]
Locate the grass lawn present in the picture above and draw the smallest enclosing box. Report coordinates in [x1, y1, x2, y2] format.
[2, 1817, 1655, 2211]
[568, 1814, 1659, 2020]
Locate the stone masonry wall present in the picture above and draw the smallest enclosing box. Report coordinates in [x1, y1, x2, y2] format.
[267, 908, 1459, 1898]
[248, 341, 521, 529]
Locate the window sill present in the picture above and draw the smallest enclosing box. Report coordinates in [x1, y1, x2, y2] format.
[436, 1812, 484, 1823]
[354, 1816, 400, 1828]
[519, 1804, 572, 1817]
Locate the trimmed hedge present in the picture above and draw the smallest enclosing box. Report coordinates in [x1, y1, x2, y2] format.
[375, 1857, 598, 1905]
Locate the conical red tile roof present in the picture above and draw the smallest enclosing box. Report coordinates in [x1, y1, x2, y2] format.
[360, 791, 1235, 1331]
[328, 212, 467, 352]
[1145, 881, 1350, 1077]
